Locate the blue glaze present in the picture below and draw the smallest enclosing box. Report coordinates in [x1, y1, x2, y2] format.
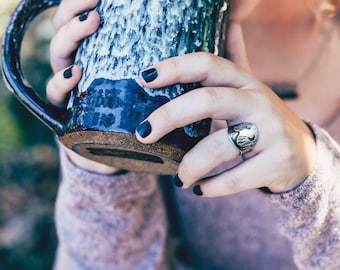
[66, 78, 209, 151]
[67, 78, 169, 133]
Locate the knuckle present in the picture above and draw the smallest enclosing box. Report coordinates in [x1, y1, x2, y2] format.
[247, 88, 265, 103]
[205, 136, 225, 159]
[49, 30, 69, 61]
[166, 57, 181, 76]
[243, 89, 273, 117]
[52, 14, 60, 30]
[46, 79, 58, 102]
[197, 52, 216, 74]
[46, 79, 54, 95]
[228, 176, 241, 191]
[157, 104, 175, 126]
[197, 51, 215, 66]
[48, 75, 62, 93]
[63, 21, 74, 39]
[179, 155, 196, 181]
[201, 87, 220, 113]
[49, 36, 57, 56]
[205, 87, 220, 101]
[56, 20, 79, 46]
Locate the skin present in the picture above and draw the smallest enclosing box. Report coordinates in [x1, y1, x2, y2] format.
[229, 0, 261, 21]
[47, 0, 318, 196]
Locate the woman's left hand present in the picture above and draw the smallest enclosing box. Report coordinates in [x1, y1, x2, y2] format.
[136, 23, 316, 197]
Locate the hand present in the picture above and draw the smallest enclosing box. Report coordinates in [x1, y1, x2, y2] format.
[47, 0, 119, 174]
[136, 23, 316, 196]
[47, 0, 99, 105]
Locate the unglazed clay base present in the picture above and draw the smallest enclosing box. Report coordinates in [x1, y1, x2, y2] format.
[59, 131, 185, 175]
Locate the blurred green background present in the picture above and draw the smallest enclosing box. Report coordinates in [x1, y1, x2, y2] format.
[0, 1, 59, 269]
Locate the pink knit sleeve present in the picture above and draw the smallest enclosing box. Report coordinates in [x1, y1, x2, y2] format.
[53, 148, 168, 270]
[265, 126, 340, 269]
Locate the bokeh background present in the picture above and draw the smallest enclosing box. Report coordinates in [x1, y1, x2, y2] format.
[0, 1, 59, 269]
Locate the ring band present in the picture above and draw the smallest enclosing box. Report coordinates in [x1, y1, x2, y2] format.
[228, 122, 259, 155]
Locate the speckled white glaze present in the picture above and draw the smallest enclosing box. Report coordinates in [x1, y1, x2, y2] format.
[75, 0, 229, 98]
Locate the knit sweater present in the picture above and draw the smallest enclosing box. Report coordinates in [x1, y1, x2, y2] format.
[53, 121, 340, 270]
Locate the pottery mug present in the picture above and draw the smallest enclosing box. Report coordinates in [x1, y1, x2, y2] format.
[2, 0, 230, 175]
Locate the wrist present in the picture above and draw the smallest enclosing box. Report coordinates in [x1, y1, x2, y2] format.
[65, 147, 122, 175]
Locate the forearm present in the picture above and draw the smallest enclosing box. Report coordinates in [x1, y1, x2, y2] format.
[53, 148, 168, 270]
[265, 125, 340, 269]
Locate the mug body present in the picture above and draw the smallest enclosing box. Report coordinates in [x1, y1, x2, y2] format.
[59, 0, 229, 174]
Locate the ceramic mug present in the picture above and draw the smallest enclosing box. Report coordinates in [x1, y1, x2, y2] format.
[2, 0, 230, 174]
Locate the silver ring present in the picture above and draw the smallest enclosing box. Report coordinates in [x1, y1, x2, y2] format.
[228, 122, 259, 155]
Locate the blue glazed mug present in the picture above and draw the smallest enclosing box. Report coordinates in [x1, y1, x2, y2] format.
[2, 0, 230, 174]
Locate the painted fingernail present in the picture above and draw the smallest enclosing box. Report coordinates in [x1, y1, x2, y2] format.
[63, 66, 73, 79]
[141, 68, 158, 83]
[136, 120, 152, 138]
[173, 174, 183, 188]
[79, 11, 89, 22]
[193, 185, 203, 196]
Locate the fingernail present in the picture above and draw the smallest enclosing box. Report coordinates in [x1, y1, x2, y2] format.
[141, 68, 158, 83]
[173, 174, 183, 188]
[193, 185, 203, 196]
[136, 121, 152, 138]
[63, 66, 73, 79]
[79, 11, 89, 22]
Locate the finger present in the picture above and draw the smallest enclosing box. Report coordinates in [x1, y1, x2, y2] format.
[227, 22, 251, 72]
[53, 0, 99, 31]
[50, 10, 100, 72]
[140, 52, 256, 90]
[136, 86, 263, 144]
[46, 65, 82, 106]
[177, 128, 241, 188]
[193, 151, 276, 198]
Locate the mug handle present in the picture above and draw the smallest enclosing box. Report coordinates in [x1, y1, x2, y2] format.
[1, 0, 64, 135]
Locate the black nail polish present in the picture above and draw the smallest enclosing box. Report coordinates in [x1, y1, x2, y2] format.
[141, 68, 158, 83]
[193, 185, 203, 196]
[63, 66, 73, 79]
[136, 121, 152, 138]
[173, 174, 183, 188]
[79, 11, 89, 22]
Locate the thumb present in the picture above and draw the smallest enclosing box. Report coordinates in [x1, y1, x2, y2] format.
[227, 22, 251, 72]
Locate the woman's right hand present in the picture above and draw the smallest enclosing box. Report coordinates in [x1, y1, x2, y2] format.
[47, 0, 120, 174]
